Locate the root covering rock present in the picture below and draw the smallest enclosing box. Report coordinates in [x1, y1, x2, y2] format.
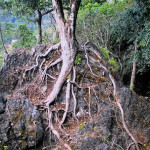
[0, 43, 150, 150]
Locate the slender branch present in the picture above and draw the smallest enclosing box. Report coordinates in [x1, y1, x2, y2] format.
[130, 42, 137, 91]
[69, 0, 81, 36]
[42, 8, 53, 16]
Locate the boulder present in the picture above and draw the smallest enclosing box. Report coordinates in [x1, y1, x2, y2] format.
[0, 96, 43, 150]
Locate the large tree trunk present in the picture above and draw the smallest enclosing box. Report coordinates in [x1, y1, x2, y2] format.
[45, 0, 81, 106]
[37, 9, 42, 44]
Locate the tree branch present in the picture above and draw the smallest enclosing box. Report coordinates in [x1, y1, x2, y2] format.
[42, 8, 53, 16]
[52, 0, 65, 23]
[69, 0, 81, 36]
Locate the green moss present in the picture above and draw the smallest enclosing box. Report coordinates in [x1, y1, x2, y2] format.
[75, 54, 82, 65]
[3, 146, 8, 149]
[0, 55, 3, 67]
[79, 122, 86, 130]
[19, 129, 24, 136]
[53, 38, 60, 44]
[100, 47, 109, 59]
[108, 57, 119, 71]
[100, 47, 119, 72]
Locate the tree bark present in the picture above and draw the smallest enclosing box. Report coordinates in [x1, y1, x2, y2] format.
[130, 43, 137, 91]
[45, 0, 81, 106]
[37, 9, 42, 44]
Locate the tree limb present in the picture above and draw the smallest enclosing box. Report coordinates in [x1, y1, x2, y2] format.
[42, 8, 53, 16]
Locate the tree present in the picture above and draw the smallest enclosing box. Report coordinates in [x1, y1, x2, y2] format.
[2, 0, 53, 44]
[0, 24, 8, 54]
[12, 24, 36, 49]
[40, 1, 81, 147]
[45, 0, 81, 105]
[110, 1, 150, 91]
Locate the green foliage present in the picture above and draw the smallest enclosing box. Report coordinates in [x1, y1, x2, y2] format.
[3, 145, 8, 149]
[130, 84, 134, 90]
[53, 38, 60, 44]
[0, 55, 3, 67]
[12, 24, 36, 49]
[77, 0, 128, 48]
[110, 1, 150, 74]
[67, 75, 70, 79]
[75, 54, 82, 65]
[0, 22, 16, 44]
[42, 32, 51, 44]
[108, 57, 119, 71]
[78, 122, 85, 130]
[100, 47, 109, 59]
[6, 0, 52, 18]
[110, 3, 145, 45]
[100, 47, 119, 71]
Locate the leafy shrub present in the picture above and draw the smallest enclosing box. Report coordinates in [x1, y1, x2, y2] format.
[77, 1, 128, 48]
[100, 47, 109, 59]
[108, 57, 119, 71]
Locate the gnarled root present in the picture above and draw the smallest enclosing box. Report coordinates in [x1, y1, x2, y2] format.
[83, 42, 140, 150]
[109, 74, 140, 150]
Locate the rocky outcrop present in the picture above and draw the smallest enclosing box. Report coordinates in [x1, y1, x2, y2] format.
[0, 95, 43, 150]
[0, 43, 150, 150]
[0, 44, 47, 96]
[71, 87, 150, 150]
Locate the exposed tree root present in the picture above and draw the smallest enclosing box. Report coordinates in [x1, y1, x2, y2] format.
[23, 43, 61, 81]
[71, 67, 78, 121]
[109, 74, 140, 150]
[13, 41, 142, 149]
[60, 75, 71, 126]
[84, 43, 98, 77]
[83, 42, 140, 150]
[46, 105, 72, 150]
[127, 142, 143, 150]
[88, 87, 92, 118]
